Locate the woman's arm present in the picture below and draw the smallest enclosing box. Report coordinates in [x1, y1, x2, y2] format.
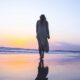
[46, 21, 50, 39]
[36, 21, 38, 34]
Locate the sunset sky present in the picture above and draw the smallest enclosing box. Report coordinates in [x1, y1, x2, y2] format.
[0, 0, 80, 49]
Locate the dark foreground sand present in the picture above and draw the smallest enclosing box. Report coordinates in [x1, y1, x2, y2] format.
[0, 53, 80, 80]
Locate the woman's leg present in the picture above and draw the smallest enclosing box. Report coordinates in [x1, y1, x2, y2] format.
[39, 50, 42, 59]
[39, 49, 44, 59]
[41, 47, 44, 59]
[37, 38, 44, 59]
[42, 49, 44, 58]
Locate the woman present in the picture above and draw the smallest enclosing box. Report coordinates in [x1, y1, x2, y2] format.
[36, 14, 50, 59]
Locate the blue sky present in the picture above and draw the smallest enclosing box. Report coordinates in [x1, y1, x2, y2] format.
[0, 0, 80, 49]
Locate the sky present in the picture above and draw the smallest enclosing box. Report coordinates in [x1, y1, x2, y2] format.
[0, 0, 80, 49]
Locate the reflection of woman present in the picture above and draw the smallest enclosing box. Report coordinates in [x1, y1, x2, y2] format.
[35, 59, 49, 80]
[36, 14, 50, 59]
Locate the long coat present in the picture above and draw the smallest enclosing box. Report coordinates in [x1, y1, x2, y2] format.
[36, 20, 50, 52]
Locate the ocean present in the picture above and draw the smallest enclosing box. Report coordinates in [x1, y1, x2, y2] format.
[0, 52, 80, 80]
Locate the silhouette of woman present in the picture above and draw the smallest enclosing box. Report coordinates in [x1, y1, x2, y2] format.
[36, 14, 50, 59]
[35, 59, 49, 80]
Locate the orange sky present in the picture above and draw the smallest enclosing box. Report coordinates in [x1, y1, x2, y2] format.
[0, 34, 37, 48]
[0, 0, 80, 49]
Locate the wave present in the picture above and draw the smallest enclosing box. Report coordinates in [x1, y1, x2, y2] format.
[0, 47, 80, 54]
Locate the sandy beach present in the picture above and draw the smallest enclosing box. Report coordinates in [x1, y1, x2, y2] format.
[0, 53, 80, 80]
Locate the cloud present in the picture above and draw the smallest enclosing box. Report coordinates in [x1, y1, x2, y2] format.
[50, 42, 80, 51]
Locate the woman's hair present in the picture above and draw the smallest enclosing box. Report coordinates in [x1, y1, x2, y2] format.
[40, 14, 46, 21]
[40, 14, 46, 24]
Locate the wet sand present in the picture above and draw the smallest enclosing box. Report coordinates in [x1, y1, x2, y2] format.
[0, 53, 80, 80]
